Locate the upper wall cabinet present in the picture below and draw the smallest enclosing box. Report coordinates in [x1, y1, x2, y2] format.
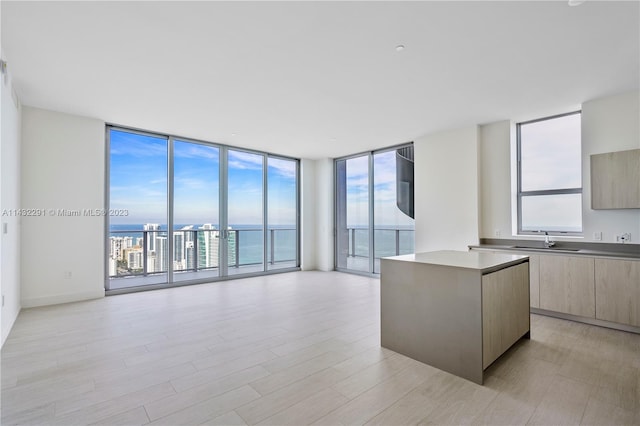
[591, 148, 640, 209]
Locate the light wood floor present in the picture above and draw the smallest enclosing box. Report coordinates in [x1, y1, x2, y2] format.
[2, 271, 639, 425]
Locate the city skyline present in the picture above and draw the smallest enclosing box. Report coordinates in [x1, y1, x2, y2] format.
[109, 222, 239, 277]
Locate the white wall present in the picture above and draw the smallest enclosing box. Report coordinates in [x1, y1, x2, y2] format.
[300, 158, 316, 270]
[21, 107, 105, 307]
[582, 91, 640, 243]
[314, 158, 334, 271]
[479, 90, 640, 244]
[479, 120, 512, 240]
[414, 126, 480, 252]
[0, 51, 22, 346]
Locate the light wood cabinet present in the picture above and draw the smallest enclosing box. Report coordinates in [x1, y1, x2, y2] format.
[528, 254, 540, 308]
[539, 255, 595, 318]
[482, 262, 530, 369]
[381, 251, 530, 384]
[591, 148, 640, 209]
[480, 250, 540, 308]
[595, 259, 640, 327]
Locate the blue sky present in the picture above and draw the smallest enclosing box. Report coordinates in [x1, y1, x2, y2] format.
[110, 130, 297, 227]
[344, 151, 415, 227]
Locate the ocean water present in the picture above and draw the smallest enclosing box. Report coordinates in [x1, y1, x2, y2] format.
[350, 227, 415, 258]
[110, 224, 415, 266]
[109, 224, 295, 265]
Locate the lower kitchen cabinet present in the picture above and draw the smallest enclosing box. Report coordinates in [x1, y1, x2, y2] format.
[528, 254, 540, 308]
[595, 258, 640, 327]
[475, 249, 540, 309]
[539, 255, 595, 318]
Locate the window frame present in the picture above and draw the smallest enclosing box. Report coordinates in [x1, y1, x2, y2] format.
[105, 124, 301, 293]
[334, 142, 415, 275]
[516, 110, 583, 236]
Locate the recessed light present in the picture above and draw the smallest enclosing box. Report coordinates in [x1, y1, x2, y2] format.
[395, 45, 405, 52]
[568, 0, 585, 6]
[231, 133, 237, 137]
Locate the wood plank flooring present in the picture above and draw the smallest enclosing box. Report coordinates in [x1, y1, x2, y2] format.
[2, 271, 639, 425]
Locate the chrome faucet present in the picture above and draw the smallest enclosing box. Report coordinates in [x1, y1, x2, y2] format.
[544, 231, 555, 248]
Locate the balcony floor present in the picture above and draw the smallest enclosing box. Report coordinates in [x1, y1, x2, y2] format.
[108, 261, 298, 290]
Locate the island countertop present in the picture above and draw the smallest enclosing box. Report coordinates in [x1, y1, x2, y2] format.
[385, 250, 529, 274]
[381, 250, 531, 384]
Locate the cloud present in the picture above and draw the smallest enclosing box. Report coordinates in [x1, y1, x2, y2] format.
[268, 157, 297, 179]
[173, 142, 220, 160]
[228, 150, 264, 169]
[110, 131, 167, 158]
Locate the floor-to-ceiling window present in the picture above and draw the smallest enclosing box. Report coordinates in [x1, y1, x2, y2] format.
[172, 139, 220, 283]
[267, 157, 299, 271]
[336, 155, 370, 272]
[335, 144, 414, 274]
[226, 149, 265, 276]
[106, 126, 300, 291]
[108, 129, 169, 289]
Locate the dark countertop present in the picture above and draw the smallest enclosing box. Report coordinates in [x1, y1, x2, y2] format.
[470, 238, 640, 260]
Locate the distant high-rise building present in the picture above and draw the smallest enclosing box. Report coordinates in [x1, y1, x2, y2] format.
[227, 227, 237, 267]
[144, 223, 160, 253]
[125, 248, 143, 271]
[123, 236, 133, 250]
[108, 257, 117, 276]
[198, 224, 219, 268]
[110, 237, 124, 260]
[185, 239, 196, 270]
[180, 226, 195, 270]
[156, 236, 168, 272]
[174, 232, 184, 263]
[145, 251, 159, 272]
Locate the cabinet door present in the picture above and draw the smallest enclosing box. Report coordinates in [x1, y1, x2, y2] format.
[529, 254, 540, 308]
[591, 149, 640, 209]
[482, 262, 530, 369]
[479, 249, 539, 309]
[595, 259, 640, 326]
[539, 255, 595, 317]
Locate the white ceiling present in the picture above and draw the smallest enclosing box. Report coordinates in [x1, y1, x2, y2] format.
[2, 1, 639, 159]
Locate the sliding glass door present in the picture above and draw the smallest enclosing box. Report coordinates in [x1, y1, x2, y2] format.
[373, 148, 415, 273]
[267, 157, 298, 271]
[335, 144, 414, 274]
[226, 149, 265, 276]
[106, 127, 299, 291]
[336, 155, 370, 272]
[107, 129, 168, 289]
[172, 140, 220, 283]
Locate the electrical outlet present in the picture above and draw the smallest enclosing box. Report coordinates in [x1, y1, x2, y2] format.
[63, 271, 72, 279]
[616, 233, 631, 243]
[494, 229, 501, 238]
[593, 231, 602, 241]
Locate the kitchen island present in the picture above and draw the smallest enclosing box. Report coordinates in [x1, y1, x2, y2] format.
[380, 250, 530, 385]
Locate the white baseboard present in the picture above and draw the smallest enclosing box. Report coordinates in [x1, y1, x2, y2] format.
[21, 288, 105, 308]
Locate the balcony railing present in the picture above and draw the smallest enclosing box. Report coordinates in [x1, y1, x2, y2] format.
[108, 227, 296, 278]
[346, 227, 415, 259]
